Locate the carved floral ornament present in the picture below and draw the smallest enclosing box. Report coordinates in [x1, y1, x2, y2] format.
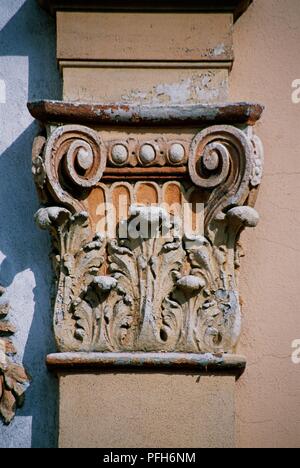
[29, 101, 264, 369]
[0, 287, 30, 424]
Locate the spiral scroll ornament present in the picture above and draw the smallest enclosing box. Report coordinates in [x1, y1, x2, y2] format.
[189, 140, 230, 189]
[44, 125, 107, 212]
[189, 125, 253, 227]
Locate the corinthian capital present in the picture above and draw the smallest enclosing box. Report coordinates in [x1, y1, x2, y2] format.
[28, 100, 264, 373]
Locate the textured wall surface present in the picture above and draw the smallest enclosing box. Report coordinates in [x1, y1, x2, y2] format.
[0, 0, 61, 448]
[59, 374, 235, 448]
[230, 0, 300, 448]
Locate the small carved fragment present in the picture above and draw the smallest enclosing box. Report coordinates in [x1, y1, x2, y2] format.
[0, 287, 30, 424]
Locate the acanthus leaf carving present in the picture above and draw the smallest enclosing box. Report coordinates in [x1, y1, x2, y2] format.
[31, 110, 263, 357]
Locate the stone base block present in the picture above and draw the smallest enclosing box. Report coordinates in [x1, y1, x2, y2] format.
[58, 372, 236, 448]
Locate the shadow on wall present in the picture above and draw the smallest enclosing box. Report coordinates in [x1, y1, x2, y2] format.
[0, 0, 62, 448]
[0, 0, 62, 101]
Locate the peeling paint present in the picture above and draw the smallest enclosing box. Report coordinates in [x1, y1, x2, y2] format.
[120, 72, 229, 105]
[213, 44, 227, 57]
[27, 100, 264, 127]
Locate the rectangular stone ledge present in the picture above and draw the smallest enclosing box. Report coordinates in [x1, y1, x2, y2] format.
[27, 100, 264, 127]
[38, 0, 253, 22]
[46, 352, 246, 377]
[57, 12, 233, 63]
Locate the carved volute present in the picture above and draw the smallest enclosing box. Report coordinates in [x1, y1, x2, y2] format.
[28, 101, 263, 371]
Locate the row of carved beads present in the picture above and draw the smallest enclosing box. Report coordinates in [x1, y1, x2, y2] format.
[107, 139, 188, 167]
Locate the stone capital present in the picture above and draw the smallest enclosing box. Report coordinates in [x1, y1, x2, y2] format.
[28, 101, 263, 374]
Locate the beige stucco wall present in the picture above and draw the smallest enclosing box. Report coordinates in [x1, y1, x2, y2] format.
[59, 374, 236, 448]
[230, 0, 300, 448]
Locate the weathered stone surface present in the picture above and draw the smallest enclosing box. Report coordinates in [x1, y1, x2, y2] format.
[47, 352, 246, 376]
[29, 102, 263, 360]
[56, 11, 233, 62]
[28, 101, 264, 126]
